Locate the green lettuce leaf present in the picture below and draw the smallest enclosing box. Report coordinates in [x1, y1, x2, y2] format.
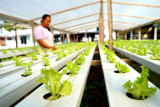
[123, 65, 157, 100]
[63, 61, 80, 76]
[37, 67, 72, 100]
[59, 80, 72, 96]
[115, 62, 130, 73]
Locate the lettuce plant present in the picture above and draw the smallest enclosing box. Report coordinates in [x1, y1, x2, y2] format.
[130, 48, 138, 53]
[21, 61, 33, 76]
[123, 65, 157, 100]
[127, 46, 132, 52]
[63, 61, 80, 76]
[47, 48, 53, 52]
[33, 51, 40, 55]
[115, 62, 130, 73]
[15, 60, 24, 66]
[103, 48, 109, 55]
[9, 48, 15, 53]
[82, 48, 91, 56]
[26, 53, 32, 57]
[16, 48, 24, 52]
[53, 50, 58, 55]
[13, 56, 23, 66]
[74, 54, 85, 65]
[67, 48, 74, 54]
[137, 47, 148, 56]
[150, 46, 160, 60]
[2, 49, 7, 54]
[37, 67, 72, 100]
[120, 45, 126, 50]
[99, 42, 116, 63]
[43, 52, 49, 57]
[31, 52, 38, 61]
[106, 51, 116, 63]
[42, 57, 50, 66]
[57, 50, 67, 60]
[0, 64, 3, 68]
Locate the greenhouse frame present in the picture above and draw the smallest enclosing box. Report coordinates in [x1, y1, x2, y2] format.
[0, 0, 160, 107]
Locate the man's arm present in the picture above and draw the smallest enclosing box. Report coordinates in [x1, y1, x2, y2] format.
[38, 39, 56, 50]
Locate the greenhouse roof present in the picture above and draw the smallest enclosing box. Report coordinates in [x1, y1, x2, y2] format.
[0, 0, 160, 32]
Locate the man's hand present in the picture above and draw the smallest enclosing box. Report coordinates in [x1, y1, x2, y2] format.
[52, 47, 56, 50]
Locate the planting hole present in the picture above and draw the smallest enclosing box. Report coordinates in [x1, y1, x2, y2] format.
[43, 93, 51, 99]
[114, 70, 119, 73]
[126, 92, 147, 100]
[114, 70, 125, 74]
[66, 72, 78, 75]
[21, 74, 29, 77]
[67, 72, 71, 75]
[43, 93, 61, 100]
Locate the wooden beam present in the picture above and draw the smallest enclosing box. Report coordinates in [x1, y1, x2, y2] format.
[154, 22, 158, 40]
[70, 23, 98, 31]
[99, 0, 104, 44]
[94, 51, 99, 54]
[0, 22, 32, 29]
[51, 13, 99, 26]
[73, 25, 98, 32]
[91, 60, 101, 66]
[111, 20, 139, 25]
[0, 13, 72, 34]
[138, 27, 141, 40]
[124, 20, 156, 31]
[73, 23, 128, 32]
[69, 34, 72, 42]
[113, 24, 131, 28]
[67, 33, 70, 43]
[73, 34, 76, 42]
[63, 20, 98, 29]
[111, 1, 160, 8]
[130, 29, 133, 40]
[53, 12, 157, 30]
[60, 33, 63, 42]
[112, 27, 127, 31]
[72, 25, 98, 32]
[61, 19, 138, 31]
[106, 13, 158, 20]
[51, 27, 72, 33]
[125, 32, 127, 40]
[112, 25, 130, 31]
[4, 35, 7, 46]
[122, 59, 135, 65]
[107, 13, 159, 31]
[14, 24, 18, 48]
[108, 0, 113, 50]
[30, 1, 100, 21]
[0, 13, 29, 23]
[31, 22, 36, 46]
[73, 23, 118, 32]
[62, 32, 65, 43]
